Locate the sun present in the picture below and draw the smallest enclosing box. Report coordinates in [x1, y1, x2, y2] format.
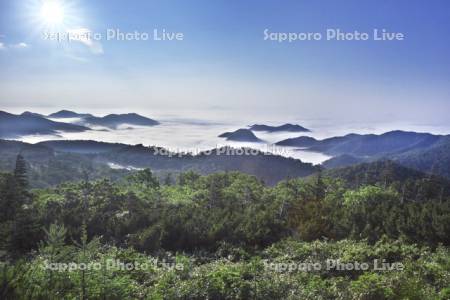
[40, 0, 65, 25]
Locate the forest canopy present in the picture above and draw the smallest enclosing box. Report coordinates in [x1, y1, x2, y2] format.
[1, 156, 449, 299]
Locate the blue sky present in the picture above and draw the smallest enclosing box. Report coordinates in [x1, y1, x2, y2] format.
[0, 0, 449, 123]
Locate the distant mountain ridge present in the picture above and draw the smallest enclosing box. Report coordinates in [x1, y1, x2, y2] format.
[2, 134, 450, 187]
[21, 111, 46, 118]
[277, 130, 443, 156]
[47, 110, 160, 128]
[275, 136, 317, 147]
[0, 111, 90, 138]
[393, 135, 450, 178]
[249, 123, 310, 132]
[48, 110, 94, 119]
[0, 110, 160, 138]
[274, 130, 450, 179]
[82, 113, 159, 128]
[2, 109, 449, 179]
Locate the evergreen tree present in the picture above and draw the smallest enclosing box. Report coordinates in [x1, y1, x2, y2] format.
[13, 155, 28, 189]
[128, 168, 160, 189]
[164, 173, 173, 185]
[314, 168, 326, 201]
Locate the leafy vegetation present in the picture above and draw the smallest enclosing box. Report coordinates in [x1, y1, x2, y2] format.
[1, 156, 449, 299]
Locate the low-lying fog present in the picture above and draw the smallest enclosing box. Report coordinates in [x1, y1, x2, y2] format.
[9, 108, 450, 165]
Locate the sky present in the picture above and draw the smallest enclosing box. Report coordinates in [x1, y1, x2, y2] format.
[0, 0, 450, 125]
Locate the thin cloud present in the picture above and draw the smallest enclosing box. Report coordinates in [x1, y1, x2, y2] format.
[11, 42, 29, 49]
[0, 41, 29, 50]
[67, 28, 104, 55]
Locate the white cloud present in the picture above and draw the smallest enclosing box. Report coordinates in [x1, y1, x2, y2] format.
[67, 28, 104, 55]
[11, 42, 29, 49]
[0, 42, 29, 50]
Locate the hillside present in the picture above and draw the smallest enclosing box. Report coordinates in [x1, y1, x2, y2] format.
[37, 140, 127, 154]
[276, 131, 442, 156]
[0, 140, 317, 186]
[321, 154, 365, 169]
[275, 130, 450, 178]
[324, 160, 450, 198]
[393, 136, 450, 178]
[275, 136, 317, 147]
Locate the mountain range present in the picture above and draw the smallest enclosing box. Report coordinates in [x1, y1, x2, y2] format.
[0, 110, 159, 138]
[0, 139, 317, 187]
[249, 123, 310, 132]
[276, 130, 441, 156]
[1, 109, 449, 181]
[218, 124, 312, 142]
[48, 110, 160, 128]
[250, 123, 311, 132]
[2, 136, 449, 190]
[0, 111, 90, 138]
[81, 113, 159, 128]
[275, 131, 450, 178]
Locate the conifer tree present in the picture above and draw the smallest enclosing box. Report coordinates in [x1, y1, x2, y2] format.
[13, 155, 28, 189]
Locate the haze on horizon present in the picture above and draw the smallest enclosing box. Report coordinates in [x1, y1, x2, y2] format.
[0, 0, 449, 125]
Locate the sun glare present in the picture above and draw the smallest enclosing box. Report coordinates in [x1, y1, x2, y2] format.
[40, 0, 65, 25]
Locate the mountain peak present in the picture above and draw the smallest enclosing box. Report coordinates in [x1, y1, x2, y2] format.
[48, 110, 93, 118]
[219, 128, 263, 142]
[249, 123, 310, 133]
[83, 113, 159, 128]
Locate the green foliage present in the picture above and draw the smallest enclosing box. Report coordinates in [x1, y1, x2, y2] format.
[126, 168, 160, 189]
[350, 273, 395, 300]
[0, 167, 449, 299]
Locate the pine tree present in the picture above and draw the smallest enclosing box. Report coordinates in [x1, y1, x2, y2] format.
[164, 173, 173, 186]
[73, 223, 100, 300]
[129, 169, 160, 189]
[13, 155, 28, 189]
[314, 168, 326, 201]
